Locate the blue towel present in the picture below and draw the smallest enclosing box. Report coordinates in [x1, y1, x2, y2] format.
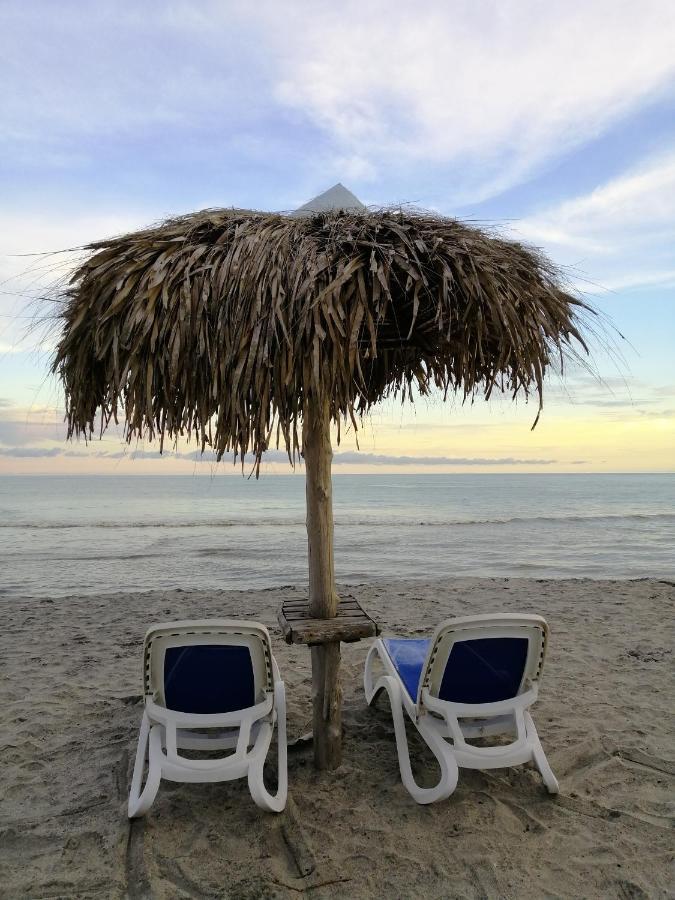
[383, 638, 430, 700]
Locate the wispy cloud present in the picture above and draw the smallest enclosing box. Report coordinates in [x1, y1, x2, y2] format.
[0, 444, 558, 466]
[267, 0, 675, 200]
[515, 151, 675, 290]
[0, 446, 64, 458]
[0, 210, 153, 348]
[546, 374, 675, 411]
[518, 151, 675, 248]
[2, 2, 675, 204]
[332, 452, 556, 466]
[0, 413, 69, 446]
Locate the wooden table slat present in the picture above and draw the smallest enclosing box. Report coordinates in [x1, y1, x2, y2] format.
[283, 608, 365, 620]
[282, 600, 362, 610]
[277, 598, 380, 646]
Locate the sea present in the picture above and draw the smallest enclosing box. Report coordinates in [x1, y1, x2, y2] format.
[0, 474, 673, 599]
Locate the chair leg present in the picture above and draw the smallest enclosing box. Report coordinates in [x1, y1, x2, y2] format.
[367, 666, 458, 805]
[363, 643, 380, 705]
[248, 681, 288, 813]
[128, 712, 163, 818]
[525, 711, 559, 794]
[364, 642, 389, 707]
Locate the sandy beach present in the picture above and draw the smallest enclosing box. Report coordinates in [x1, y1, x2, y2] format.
[1, 577, 673, 899]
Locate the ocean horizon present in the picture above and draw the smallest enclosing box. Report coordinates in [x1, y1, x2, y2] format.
[1, 473, 673, 599]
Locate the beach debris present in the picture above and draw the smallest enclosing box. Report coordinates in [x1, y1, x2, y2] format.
[281, 796, 316, 878]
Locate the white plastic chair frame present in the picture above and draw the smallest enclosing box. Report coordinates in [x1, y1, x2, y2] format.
[128, 619, 287, 817]
[363, 613, 559, 804]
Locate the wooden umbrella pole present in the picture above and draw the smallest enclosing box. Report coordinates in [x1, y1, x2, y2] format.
[303, 393, 342, 770]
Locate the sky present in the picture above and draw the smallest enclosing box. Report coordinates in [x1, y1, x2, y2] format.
[1, 0, 673, 475]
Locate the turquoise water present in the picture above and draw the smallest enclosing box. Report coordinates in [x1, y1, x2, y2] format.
[0, 474, 673, 598]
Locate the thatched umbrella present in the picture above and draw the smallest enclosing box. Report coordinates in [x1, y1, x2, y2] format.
[50, 183, 593, 770]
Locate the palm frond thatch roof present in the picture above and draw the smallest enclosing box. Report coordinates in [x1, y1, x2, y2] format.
[51, 207, 592, 469]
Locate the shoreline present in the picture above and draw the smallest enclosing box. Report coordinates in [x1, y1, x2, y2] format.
[2, 577, 673, 897]
[4, 574, 675, 604]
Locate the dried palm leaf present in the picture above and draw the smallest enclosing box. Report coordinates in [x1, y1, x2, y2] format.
[51, 208, 593, 471]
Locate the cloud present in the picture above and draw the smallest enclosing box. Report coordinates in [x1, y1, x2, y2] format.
[546, 374, 675, 411]
[267, 0, 675, 198]
[2, 2, 675, 204]
[0, 442, 558, 466]
[585, 270, 675, 294]
[0, 446, 63, 458]
[580, 399, 659, 408]
[634, 408, 675, 419]
[331, 452, 556, 466]
[518, 151, 675, 249]
[0, 209, 152, 348]
[0, 340, 31, 354]
[515, 151, 675, 291]
[0, 414, 69, 446]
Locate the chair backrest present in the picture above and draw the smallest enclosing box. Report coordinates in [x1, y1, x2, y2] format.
[419, 614, 548, 707]
[142, 619, 274, 714]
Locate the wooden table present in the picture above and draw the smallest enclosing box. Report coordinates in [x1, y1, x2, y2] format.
[277, 596, 379, 646]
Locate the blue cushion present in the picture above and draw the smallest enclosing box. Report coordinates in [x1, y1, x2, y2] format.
[383, 638, 430, 700]
[439, 637, 528, 704]
[163, 644, 255, 714]
[383, 635, 529, 704]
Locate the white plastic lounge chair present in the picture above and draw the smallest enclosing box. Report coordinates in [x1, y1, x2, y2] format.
[128, 619, 287, 817]
[363, 613, 559, 804]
